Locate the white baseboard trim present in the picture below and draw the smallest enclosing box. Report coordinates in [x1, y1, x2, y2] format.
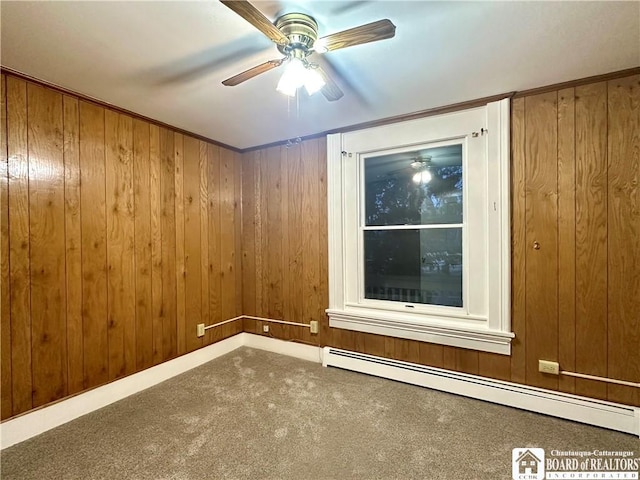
[0, 332, 324, 450]
[241, 333, 323, 364]
[323, 347, 640, 437]
[0, 334, 244, 450]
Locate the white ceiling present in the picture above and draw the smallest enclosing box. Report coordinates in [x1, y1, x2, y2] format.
[1, 1, 638, 150]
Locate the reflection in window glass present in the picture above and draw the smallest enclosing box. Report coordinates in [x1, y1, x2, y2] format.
[365, 144, 463, 226]
[364, 228, 462, 307]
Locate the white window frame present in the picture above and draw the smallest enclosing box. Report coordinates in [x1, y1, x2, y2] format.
[326, 99, 513, 355]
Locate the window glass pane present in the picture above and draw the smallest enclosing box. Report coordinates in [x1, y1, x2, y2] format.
[364, 228, 462, 307]
[364, 144, 463, 226]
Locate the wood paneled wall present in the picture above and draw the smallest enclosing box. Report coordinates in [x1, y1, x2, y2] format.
[240, 73, 640, 407]
[512, 75, 639, 406]
[241, 140, 328, 344]
[2, 71, 637, 421]
[0, 74, 242, 420]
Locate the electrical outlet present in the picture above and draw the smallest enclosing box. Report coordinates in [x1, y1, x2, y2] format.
[538, 360, 559, 375]
[310, 320, 319, 334]
[263, 324, 269, 333]
[197, 323, 205, 337]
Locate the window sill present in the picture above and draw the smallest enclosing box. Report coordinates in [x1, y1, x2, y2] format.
[326, 308, 514, 355]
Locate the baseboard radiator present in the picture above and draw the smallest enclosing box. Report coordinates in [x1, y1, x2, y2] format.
[322, 347, 640, 437]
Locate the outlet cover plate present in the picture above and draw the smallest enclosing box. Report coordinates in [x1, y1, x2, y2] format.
[538, 360, 559, 375]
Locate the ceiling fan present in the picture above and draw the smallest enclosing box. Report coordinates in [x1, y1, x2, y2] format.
[219, 0, 396, 101]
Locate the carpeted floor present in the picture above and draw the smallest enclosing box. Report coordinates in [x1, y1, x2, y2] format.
[1, 347, 638, 479]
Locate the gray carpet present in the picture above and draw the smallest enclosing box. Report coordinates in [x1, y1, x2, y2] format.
[1, 347, 638, 479]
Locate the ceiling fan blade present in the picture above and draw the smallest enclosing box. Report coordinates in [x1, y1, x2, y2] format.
[315, 65, 344, 102]
[222, 59, 283, 86]
[312, 54, 370, 106]
[220, 0, 289, 46]
[315, 19, 396, 52]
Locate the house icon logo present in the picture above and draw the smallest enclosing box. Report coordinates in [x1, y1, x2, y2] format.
[512, 448, 545, 480]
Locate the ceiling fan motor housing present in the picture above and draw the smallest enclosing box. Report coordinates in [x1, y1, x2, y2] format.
[275, 13, 318, 57]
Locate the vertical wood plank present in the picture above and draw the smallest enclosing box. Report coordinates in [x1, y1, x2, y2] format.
[302, 140, 321, 345]
[443, 347, 457, 370]
[392, 338, 406, 361]
[105, 111, 136, 380]
[336, 329, 356, 352]
[63, 94, 84, 394]
[28, 84, 67, 407]
[240, 152, 256, 317]
[79, 101, 108, 389]
[183, 135, 202, 352]
[317, 138, 329, 346]
[398, 339, 420, 364]
[223, 148, 242, 341]
[557, 87, 576, 394]
[220, 148, 237, 321]
[7, 77, 32, 414]
[478, 352, 512, 382]
[384, 337, 396, 359]
[524, 92, 559, 390]
[254, 150, 264, 323]
[418, 342, 443, 368]
[281, 144, 297, 340]
[575, 82, 608, 400]
[364, 333, 385, 357]
[207, 144, 222, 343]
[353, 332, 366, 353]
[133, 119, 153, 371]
[265, 146, 283, 321]
[258, 150, 269, 321]
[160, 128, 177, 360]
[200, 141, 210, 334]
[280, 146, 291, 339]
[174, 133, 186, 354]
[510, 96, 527, 385]
[455, 349, 479, 375]
[606, 75, 639, 406]
[0, 74, 12, 418]
[234, 151, 243, 324]
[149, 125, 163, 365]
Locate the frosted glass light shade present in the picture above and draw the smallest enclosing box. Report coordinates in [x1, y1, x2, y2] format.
[304, 68, 325, 95]
[276, 58, 306, 96]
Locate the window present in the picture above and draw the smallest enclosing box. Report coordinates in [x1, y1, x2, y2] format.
[363, 142, 464, 308]
[326, 99, 513, 355]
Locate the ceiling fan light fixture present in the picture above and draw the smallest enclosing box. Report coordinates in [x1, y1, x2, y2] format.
[276, 57, 325, 97]
[220, 2, 396, 102]
[412, 170, 432, 185]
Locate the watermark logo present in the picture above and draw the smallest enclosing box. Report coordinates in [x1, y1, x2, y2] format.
[512, 448, 638, 479]
[513, 448, 545, 480]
